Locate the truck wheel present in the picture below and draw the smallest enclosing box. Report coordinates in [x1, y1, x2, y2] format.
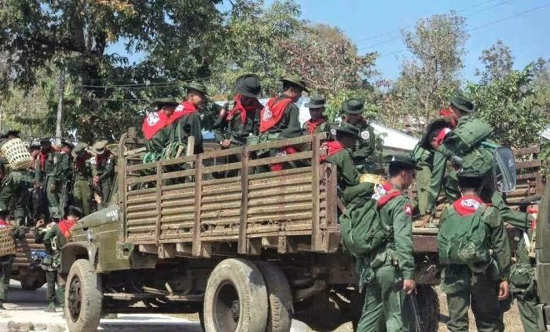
[64, 259, 103, 332]
[410, 285, 439, 332]
[256, 262, 293, 332]
[203, 258, 268, 332]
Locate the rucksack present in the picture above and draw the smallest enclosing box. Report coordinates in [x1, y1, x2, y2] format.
[340, 185, 393, 257]
[438, 205, 491, 271]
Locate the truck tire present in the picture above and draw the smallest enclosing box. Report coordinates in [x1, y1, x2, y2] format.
[203, 258, 268, 332]
[256, 262, 293, 332]
[64, 259, 103, 332]
[409, 285, 439, 332]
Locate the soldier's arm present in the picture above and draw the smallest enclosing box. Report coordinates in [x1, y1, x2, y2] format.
[99, 156, 115, 182]
[391, 197, 415, 280]
[213, 113, 228, 143]
[279, 105, 302, 138]
[491, 192, 529, 230]
[189, 113, 203, 154]
[485, 207, 512, 280]
[339, 151, 360, 188]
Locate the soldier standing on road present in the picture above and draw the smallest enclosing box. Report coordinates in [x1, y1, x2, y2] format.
[258, 76, 306, 171]
[142, 98, 179, 163]
[168, 82, 207, 157]
[438, 169, 511, 332]
[341, 99, 379, 173]
[303, 95, 331, 135]
[35, 206, 81, 312]
[71, 143, 92, 216]
[57, 141, 73, 218]
[34, 139, 56, 220]
[91, 140, 115, 209]
[0, 209, 25, 310]
[356, 155, 418, 332]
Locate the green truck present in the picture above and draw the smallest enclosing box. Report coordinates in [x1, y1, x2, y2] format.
[59, 131, 442, 332]
[537, 181, 550, 331]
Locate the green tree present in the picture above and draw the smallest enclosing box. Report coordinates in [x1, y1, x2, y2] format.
[476, 40, 514, 84]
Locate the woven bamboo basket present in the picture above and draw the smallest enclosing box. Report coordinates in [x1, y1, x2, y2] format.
[0, 226, 16, 257]
[0, 138, 33, 170]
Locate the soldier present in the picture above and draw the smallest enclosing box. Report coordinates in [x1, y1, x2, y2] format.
[35, 206, 81, 312]
[303, 95, 330, 135]
[341, 99, 379, 173]
[91, 140, 115, 208]
[214, 74, 263, 148]
[0, 157, 33, 226]
[258, 76, 306, 171]
[169, 82, 206, 157]
[438, 169, 511, 332]
[0, 209, 25, 310]
[57, 140, 74, 218]
[142, 98, 179, 162]
[34, 139, 57, 220]
[72, 143, 92, 216]
[356, 155, 418, 331]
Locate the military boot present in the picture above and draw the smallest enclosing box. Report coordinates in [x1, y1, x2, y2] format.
[45, 302, 56, 312]
[55, 286, 65, 307]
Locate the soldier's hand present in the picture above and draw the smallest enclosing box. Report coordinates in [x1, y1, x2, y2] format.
[93, 176, 100, 186]
[36, 219, 45, 228]
[220, 139, 231, 148]
[402, 279, 416, 295]
[498, 280, 509, 300]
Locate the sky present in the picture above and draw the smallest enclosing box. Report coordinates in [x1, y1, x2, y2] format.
[107, 0, 550, 83]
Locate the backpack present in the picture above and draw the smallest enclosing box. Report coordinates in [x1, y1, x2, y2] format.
[340, 184, 393, 257]
[437, 205, 491, 271]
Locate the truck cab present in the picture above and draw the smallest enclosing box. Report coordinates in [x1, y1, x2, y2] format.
[537, 182, 550, 331]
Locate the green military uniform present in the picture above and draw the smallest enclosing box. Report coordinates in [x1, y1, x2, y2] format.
[411, 144, 433, 215]
[302, 96, 332, 136]
[258, 94, 302, 139]
[0, 169, 33, 225]
[169, 82, 205, 156]
[0, 218, 25, 309]
[91, 141, 115, 207]
[34, 143, 60, 219]
[357, 156, 419, 332]
[143, 98, 180, 162]
[71, 143, 92, 216]
[56, 142, 74, 218]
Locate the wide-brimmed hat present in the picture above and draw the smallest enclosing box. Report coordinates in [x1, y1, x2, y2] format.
[305, 95, 326, 109]
[386, 154, 422, 170]
[151, 97, 180, 108]
[450, 95, 474, 113]
[91, 140, 109, 155]
[71, 143, 88, 158]
[342, 99, 364, 115]
[185, 82, 208, 96]
[236, 74, 261, 98]
[281, 76, 309, 93]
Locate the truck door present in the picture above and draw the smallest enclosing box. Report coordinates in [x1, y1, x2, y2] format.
[537, 183, 550, 330]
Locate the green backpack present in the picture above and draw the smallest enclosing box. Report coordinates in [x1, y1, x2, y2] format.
[438, 205, 491, 271]
[340, 187, 392, 257]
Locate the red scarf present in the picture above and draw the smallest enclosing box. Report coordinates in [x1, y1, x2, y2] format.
[170, 101, 198, 124]
[226, 94, 263, 125]
[58, 219, 76, 239]
[439, 108, 457, 128]
[435, 127, 452, 146]
[376, 182, 402, 207]
[453, 195, 485, 216]
[0, 219, 9, 227]
[305, 118, 326, 134]
[96, 150, 111, 167]
[39, 151, 49, 170]
[142, 109, 170, 140]
[259, 97, 293, 133]
[75, 152, 92, 171]
[320, 140, 344, 161]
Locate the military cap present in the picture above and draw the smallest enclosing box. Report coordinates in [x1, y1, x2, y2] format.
[342, 99, 365, 115]
[331, 123, 360, 138]
[305, 96, 326, 109]
[450, 95, 474, 113]
[66, 206, 82, 218]
[236, 74, 261, 98]
[185, 82, 208, 96]
[91, 140, 109, 155]
[386, 154, 422, 170]
[281, 76, 309, 93]
[71, 143, 89, 158]
[151, 97, 180, 108]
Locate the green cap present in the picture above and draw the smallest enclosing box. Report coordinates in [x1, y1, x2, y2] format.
[386, 154, 422, 170]
[151, 97, 179, 108]
[281, 76, 309, 93]
[185, 82, 208, 96]
[342, 98, 364, 115]
[236, 74, 261, 98]
[305, 95, 326, 109]
[450, 95, 474, 113]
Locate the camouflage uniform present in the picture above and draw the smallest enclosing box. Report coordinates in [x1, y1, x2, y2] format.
[91, 141, 115, 208]
[35, 149, 60, 219]
[72, 144, 92, 216]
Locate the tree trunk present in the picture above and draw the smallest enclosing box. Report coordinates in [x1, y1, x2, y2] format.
[56, 66, 66, 144]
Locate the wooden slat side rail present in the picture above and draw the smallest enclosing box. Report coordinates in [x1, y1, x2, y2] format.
[192, 154, 203, 257]
[516, 160, 542, 169]
[248, 151, 313, 168]
[247, 134, 315, 152]
[238, 146, 249, 254]
[311, 134, 321, 250]
[514, 145, 540, 156]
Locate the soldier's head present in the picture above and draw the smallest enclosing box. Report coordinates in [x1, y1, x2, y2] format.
[236, 74, 261, 105]
[40, 139, 52, 153]
[342, 99, 366, 126]
[457, 172, 484, 196]
[333, 124, 359, 149]
[185, 82, 208, 107]
[281, 77, 308, 102]
[65, 206, 82, 222]
[4, 129, 20, 140]
[153, 98, 179, 117]
[449, 95, 474, 120]
[61, 140, 73, 154]
[91, 140, 109, 156]
[306, 96, 326, 121]
[387, 155, 421, 190]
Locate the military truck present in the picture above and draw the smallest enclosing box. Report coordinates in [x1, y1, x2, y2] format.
[537, 181, 550, 331]
[12, 231, 46, 290]
[60, 131, 441, 332]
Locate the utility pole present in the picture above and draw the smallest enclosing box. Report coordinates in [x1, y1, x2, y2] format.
[55, 65, 66, 145]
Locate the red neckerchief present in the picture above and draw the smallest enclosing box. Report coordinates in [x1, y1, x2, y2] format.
[439, 108, 457, 128]
[39, 151, 49, 170]
[142, 109, 171, 140]
[58, 219, 76, 239]
[226, 94, 262, 125]
[435, 127, 452, 146]
[259, 97, 294, 133]
[170, 101, 198, 124]
[453, 195, 485, 216]
[377, 182, 402, 207]
[320, 140, 344, 161]
[0, 219, 9, 227]
[305, 118, 326, 134]
[75, 152, 92, 171]
[96, 150, 111, 166]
